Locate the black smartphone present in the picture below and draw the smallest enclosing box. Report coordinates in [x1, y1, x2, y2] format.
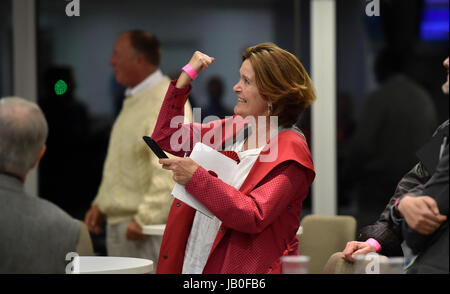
[142, 136, 168, 158]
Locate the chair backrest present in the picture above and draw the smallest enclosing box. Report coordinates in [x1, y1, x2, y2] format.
[298, 214, 356, 274]
[323, 252, 355, 274]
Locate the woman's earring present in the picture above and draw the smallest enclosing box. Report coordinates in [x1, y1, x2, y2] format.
[268, 103, 273, 115]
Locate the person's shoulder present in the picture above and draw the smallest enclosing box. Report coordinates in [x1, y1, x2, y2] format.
[25, 195, 78, 225]
[433, 119, 449, 136]
[277, 127, 308, 147]
[274, 128, 314, 172]
[438, 119, 449, 130]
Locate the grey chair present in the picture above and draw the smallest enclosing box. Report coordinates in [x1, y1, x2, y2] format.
[323, 252, 355, 274]
[298, 215, 357, 274]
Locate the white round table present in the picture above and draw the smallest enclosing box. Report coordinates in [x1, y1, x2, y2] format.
[77, 256, 153, 274]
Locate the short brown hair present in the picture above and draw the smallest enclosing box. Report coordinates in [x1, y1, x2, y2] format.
[128, 30, 161, 66]
[242, 43, 316, 128]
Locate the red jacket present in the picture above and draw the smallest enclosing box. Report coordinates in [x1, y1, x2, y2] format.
[152, 81, 315, 274]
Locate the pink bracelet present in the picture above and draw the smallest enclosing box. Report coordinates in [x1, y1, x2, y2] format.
[366, 238, 382, 253]
[395, 194, 407, 217]
[182, 64, 198, 80]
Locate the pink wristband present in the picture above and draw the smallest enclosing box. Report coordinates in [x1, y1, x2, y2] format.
[182, 64, 198, 80]
[366, 238, 382, 253]
[394, 195, 406, 217]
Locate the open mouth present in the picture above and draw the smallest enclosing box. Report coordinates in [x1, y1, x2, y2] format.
[237, 98, 247, 103]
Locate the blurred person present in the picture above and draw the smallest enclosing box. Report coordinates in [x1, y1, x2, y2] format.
[341, 48, 437, 229]
[39, 66, 90, 219]
[0, 97, 93, 274]
[342, 57, 449, 274]
[84, 31, 193, 265]
[153, 43, 316, 274]
[337, 92, 357, 208]
[337, 92, 356, 147]
[202, 75, 232, 121]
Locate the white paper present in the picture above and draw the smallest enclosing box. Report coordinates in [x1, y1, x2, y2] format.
[172, 143, 238, 218]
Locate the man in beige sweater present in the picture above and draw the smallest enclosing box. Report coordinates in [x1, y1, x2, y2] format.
[84, 31, 192, 267]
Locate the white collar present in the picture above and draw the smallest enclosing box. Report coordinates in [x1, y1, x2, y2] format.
[124, 69, 164, 97]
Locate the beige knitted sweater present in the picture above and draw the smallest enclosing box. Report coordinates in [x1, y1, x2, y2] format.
[93, 77, 192, 226]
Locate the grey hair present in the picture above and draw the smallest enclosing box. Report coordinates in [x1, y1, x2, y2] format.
[0, 97, 48, 175]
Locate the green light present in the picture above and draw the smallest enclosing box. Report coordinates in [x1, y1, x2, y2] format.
[54, 79, 68, 95]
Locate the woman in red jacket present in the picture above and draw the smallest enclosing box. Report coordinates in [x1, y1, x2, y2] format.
[152, 43, 316, 274]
